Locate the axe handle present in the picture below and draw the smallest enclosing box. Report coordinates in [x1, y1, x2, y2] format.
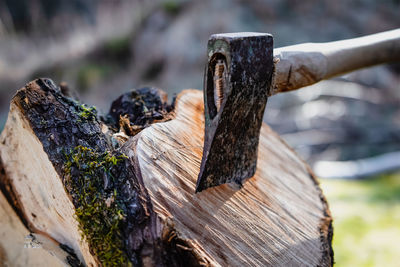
[271, 28, 400, 95]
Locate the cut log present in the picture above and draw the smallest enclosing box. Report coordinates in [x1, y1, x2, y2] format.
[0, 79, 333, 266]
[0, 95, 95, 266]
[0, 79, 163, 266]
[132, 90, 333, 266]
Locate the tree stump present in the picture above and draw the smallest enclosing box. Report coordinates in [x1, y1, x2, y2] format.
[0, 79, 333, 266]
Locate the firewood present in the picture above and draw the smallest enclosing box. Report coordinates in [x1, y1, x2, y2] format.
[0, 79, 332, 266]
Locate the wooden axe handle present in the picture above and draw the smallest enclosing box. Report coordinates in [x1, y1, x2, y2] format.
[271, 28, 400, 95]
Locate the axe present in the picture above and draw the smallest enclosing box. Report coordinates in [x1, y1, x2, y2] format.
[196, 29, 400, 192]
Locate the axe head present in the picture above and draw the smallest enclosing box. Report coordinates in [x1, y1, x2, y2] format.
[196, 32, 274, 193]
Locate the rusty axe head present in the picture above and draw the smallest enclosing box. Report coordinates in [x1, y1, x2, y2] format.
[196, 32, 273, 192]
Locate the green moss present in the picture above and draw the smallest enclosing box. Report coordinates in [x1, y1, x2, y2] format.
[76, 104, 97, 121]
[64, 146, 130, 266]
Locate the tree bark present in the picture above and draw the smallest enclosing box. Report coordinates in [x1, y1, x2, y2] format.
[0, 79, 333, 266]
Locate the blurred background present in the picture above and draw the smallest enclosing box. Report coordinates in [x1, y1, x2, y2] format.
[0, 0, 399, 265]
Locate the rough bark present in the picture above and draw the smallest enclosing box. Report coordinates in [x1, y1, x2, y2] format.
[0, 79, 333, 266]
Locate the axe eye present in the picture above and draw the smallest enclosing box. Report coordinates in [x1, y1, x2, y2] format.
[206, 53, 227, 119]
[213, 59, 226, 112]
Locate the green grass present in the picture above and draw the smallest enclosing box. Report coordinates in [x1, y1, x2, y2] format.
[320, 173, 400, 267]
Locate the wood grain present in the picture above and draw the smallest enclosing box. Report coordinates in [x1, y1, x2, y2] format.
[0, 191, 63, 267]
[135, 90, 333, 266]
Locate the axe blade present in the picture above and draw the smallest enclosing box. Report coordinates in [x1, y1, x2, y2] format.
[196, 32, 274, 193]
